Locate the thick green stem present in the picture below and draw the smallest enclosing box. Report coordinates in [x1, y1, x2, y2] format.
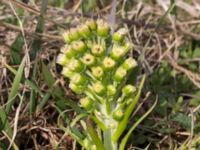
[102, 103, 118, 150]
[103, 129, 117, 150]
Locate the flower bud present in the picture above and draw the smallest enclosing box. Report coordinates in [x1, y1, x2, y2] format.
[91, 66, 103, 78]
[126, 98, 134, 105]
[86, 19, 97, 31]
[122, 85, 136, 97]
[69, 82, 84, 94]
[80, 97, 93, 110]
[107, 85, 116, 96]
[82, 53, 96, 66]
[61, 67, 75, 78]
[60, 45, 68, 53]
[93, 82, 106, 95]
[123, 42, 133, 52]
[72, 41, 87, 53]
[121, 57, 137, 71]
[91, 44, 105, 56]
[62, 31, 71, 43]
[61, 45, 76, 58]
[114, 67, 127, 82]
[68, 59, 84, 72]
[71, 73, 87, 85]
[113, 109, 124, 121]
[56, 54, 69, 66]
[97, 19, 110, 37]
[78, 24, 91, 38]
[112, 28, 128, 42]
[110, 45, 127, 60]
[102, 57, 115, 70]
[68, 28, 80, 41]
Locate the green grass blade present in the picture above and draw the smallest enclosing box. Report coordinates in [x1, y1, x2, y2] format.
[41, 63, 62, 96]
[10, 34, 24, 65]
[4, 63, 17, 75]
[29, 58, 39, 114]
[92, 116, 107, 131]
[42, 63, 55, 87]
[70, 113, 87, 127]
[0, 108, 13, 137]
[112, 75, 146, 143]
[5, 63, 44, 96]
[29, 90, 37, 114]
[0, 141, 7, 150]
[6, 57, 26, 113]
[30, 0, 48, 60]
[155, 2, 175, 30]
[36, 89, 52, 113]
[56, 95, 85, 114]
[41, 63, 84, 114]
[119, 98, 158, 150]
[57, 110, 85, 146]
[86, 117, 106, 150]
[25, 80, 44, 96]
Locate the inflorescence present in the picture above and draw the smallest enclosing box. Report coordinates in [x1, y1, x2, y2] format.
[57, 19, 138, 150]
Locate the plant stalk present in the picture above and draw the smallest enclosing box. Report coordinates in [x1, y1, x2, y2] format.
[103, 128, 117, 150]
[103, 103, 118, 150]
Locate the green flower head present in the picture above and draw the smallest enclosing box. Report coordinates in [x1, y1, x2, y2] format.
[57, 19, 144, 150]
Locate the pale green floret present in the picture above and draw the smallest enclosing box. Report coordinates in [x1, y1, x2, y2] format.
[61, 67, 74, 78]
[121, 57, 137, 71]
[56, 54, 69, 66]
[122, 84, 136, 97]
[69, 82, 84, 94]
[112, 32, 123, 43]
[61, 45, 76, 58]
[78, 24, 91, 38]
[123, 42, 133, 52]
[65, 48, 76, 58]
[114, 67, 127, 82]
[62, 31, 71, 43]
[96, 19, 110, 37]
[86, 19, 97, 31]
[80, 97, 93, 110]
[113, 109, 124, 121]
[72, 41, 87, 53]
[102, 57, 115, 70]
[112, 28, 128, 42]
[60, 45, 68, 53]
[68, 58, 84, 72]
[91, 66, 103, 78]
[91, 44, 105, 56]
[93, 82, 106, 95]
[107, 84, 116, 96]
[69, 28, 80, 41]
[82, 53, 96, 66]
[71, 73, 87, 85]
[110, 45, 127, 60]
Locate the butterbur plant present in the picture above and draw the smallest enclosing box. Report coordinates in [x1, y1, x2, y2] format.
[57, 19, 157, 150]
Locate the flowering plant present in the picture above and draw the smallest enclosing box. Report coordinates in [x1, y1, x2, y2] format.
[57, 19, 157, 150]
